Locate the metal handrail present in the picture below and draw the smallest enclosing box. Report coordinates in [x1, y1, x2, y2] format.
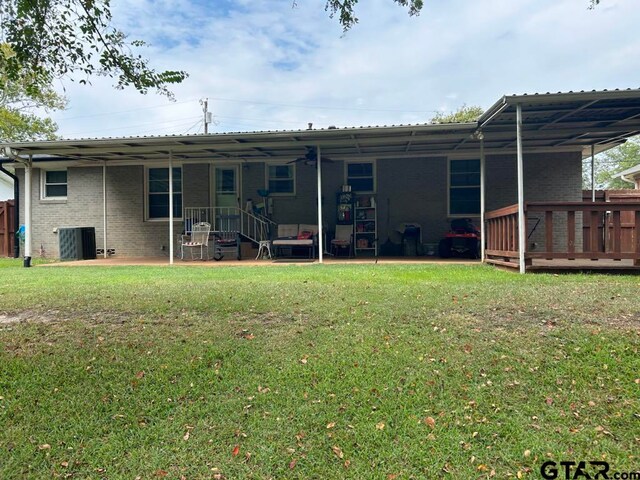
[183, 206, 276, 244]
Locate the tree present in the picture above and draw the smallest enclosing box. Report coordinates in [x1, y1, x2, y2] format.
[325, 0, 423, 31]
[582, 137, 640, 190]
[431, 105, 484, 124]
[0, 0, 188, 99]
[0, 75, 65, 142]
[326, 0, 599, 31]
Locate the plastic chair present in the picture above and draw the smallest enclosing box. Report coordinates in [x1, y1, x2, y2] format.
[331, 224, 354, 257]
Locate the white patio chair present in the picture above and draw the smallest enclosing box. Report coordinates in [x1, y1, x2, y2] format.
[181, 222, 211, 260]
[331, 224, 354, 257]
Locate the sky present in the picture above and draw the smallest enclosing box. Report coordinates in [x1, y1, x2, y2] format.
[47, 0, 640, 139]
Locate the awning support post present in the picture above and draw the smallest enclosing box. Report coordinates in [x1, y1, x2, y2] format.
[479, 132, 486, 263]
[103, 161, 108, 258]
[516, 104, 526, 274]
[591, 144, 596, 202]
[24, 156, 32, 267]
[317, 145, 323, 264]
[169, 152, 174, 265]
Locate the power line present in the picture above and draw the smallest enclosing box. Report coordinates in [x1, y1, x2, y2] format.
[63, 115, 201, 137]
[57, 98, 200, 121]
[206, 95, 440, 114]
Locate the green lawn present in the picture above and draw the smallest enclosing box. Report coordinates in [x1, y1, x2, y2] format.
[0, 262, 638, 479]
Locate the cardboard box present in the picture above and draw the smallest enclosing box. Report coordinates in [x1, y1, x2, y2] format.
[241, 242, 258, 259]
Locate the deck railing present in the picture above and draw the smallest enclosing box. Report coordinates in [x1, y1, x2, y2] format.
[485, 204, 520, 267]
[485, 201, 640, 268]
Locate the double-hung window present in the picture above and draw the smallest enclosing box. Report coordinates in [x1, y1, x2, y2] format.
[346, 161, 375, 193]
[147, 167, 182, 219]
[42, 170, 68, 199]
[267, 164, 295, 195]
[449, 159, 480, 216]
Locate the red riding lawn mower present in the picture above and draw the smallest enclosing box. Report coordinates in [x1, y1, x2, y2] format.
[438, 218, 481, 259]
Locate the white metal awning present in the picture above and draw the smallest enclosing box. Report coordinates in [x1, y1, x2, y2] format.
[1, 88, 639, 166]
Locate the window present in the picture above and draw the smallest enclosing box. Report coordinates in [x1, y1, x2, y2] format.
[449, 159, 480, 216]
[346, 161, 375, 192]
[147, 167, 182, 219]
[267, 164, 295, 195]
[42, 169, 68, 199]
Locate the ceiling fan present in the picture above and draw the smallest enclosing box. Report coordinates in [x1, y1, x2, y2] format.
[287, 146, 334, 166]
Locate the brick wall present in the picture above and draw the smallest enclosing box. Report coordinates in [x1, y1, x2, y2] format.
[17, 151, 583, 258]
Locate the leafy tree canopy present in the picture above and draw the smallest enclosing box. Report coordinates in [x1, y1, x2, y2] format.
[325, 0, 423, 31]
[326, 0, 598, 31]
[431, 105, 484, 124]
[0, 0, 188, 99]
[0, 74, 66, 142]
[583, 137, 640, 190]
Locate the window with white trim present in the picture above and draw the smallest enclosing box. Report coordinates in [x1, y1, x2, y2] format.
[147, 167, 183, 219]
[346, 161, 375, 193]
[267, 164, 295, 195]
[449, 159, 480, 216]
[41, 169, 68, 199]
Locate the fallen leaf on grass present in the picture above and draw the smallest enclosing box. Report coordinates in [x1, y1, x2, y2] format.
[60, 461, 69, 468]
[155, 470, 168, 477]
[289, 459, 297, 470]
[38, 444, 51, 450]
[376, 422, 385, 430]
[135, 371, 145, 379]
[326, 422, 336, 429]
[344, 460, 351, 469]
[232, 445, 240, 457]
[183, 431, 190, 441]
[424, 416, 436, 429]
[300, 355, 309, 364]
[332, 445, 344, 459]
[545, 397, 553, 405]
[387, 474, 399, 479]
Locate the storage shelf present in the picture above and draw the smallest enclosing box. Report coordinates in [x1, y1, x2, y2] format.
[354, 195, 377, 256]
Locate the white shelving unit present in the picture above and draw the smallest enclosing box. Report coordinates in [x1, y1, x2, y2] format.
[354, 196, 377, 256]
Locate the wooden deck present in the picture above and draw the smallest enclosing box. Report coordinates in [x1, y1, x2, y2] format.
[485, 200, 640, 272]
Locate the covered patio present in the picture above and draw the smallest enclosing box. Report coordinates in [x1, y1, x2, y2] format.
[2, 89, 640, 272]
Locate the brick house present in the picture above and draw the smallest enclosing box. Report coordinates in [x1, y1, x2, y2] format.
[2, 89, 640, 272]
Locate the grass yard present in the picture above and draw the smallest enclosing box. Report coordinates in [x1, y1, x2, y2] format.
[0, 261, 638, 479]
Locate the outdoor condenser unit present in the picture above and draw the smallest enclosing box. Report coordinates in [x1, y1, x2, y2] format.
[58, 227, 97, 261]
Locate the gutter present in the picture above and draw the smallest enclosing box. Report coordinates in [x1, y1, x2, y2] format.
[617, 173, 637, 186]
[0, 160, 20, 258]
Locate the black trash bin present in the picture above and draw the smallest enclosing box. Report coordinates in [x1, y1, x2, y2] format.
[401, 224, 421, 257]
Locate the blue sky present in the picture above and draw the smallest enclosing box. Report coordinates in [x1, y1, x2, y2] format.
[49, 0, 640, 139]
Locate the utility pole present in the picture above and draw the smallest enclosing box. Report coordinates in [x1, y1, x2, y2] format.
[201, 98, 212, 134]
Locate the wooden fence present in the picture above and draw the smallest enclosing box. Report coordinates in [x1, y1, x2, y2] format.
[0, 200, 15, 257]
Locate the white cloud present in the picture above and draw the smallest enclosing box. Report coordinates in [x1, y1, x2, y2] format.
[48, 0, 640, 138]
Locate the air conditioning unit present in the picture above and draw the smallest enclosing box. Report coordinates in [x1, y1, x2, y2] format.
[58, 227, 97, 261]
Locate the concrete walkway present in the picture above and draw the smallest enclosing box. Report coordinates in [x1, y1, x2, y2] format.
[40, 256, 480, 267]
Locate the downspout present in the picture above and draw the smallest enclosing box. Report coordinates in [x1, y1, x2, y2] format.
[0, 161, 20, 258]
